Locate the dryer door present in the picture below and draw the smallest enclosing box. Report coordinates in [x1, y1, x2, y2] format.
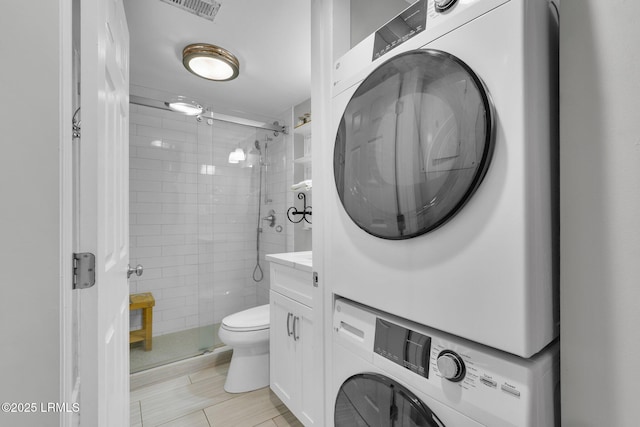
[334, 49, 494, 239]
[335, 373, 445, 427]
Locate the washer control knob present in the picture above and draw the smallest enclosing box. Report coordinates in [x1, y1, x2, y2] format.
[434, 0, 458, 13]
[437, 350, 466, 382]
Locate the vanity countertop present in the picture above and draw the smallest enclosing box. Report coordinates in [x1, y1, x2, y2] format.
[265, 251, 312, 273]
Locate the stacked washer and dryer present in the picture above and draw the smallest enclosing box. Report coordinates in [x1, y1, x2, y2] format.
[325, 0, 559, 425]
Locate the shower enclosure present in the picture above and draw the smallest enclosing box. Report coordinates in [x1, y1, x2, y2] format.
[128, 100, 288, 373]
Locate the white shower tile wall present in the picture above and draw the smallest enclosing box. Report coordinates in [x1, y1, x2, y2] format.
[256, 131, 289, 304]
[128, 104, 288, 337]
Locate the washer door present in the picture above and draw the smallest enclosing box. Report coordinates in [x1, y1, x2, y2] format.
[335, 373, 445, 427]
[334, 49, 494, 239]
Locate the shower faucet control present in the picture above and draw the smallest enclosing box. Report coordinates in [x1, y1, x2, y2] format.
[262, 209, 276, 227]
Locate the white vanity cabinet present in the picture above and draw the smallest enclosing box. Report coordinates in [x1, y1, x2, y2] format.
[270, 291, 315, 423]
[266, 252, 318, 426]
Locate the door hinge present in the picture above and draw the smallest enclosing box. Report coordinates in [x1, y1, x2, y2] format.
[73, 252, 96, 289]
[72, 107, 81, 139]
[313, 271, 319, 288]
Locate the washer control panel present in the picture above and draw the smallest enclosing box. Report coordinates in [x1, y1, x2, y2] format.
[374, 318, 431, 378]
[372, 0, 427, 60]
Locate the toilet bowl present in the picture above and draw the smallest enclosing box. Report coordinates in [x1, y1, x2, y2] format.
[218, 304, 270, 393]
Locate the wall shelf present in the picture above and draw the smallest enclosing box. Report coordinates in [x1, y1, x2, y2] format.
[291, 101, 312, 249]
[293, 155, 312, 165]
[293, 121, 311, 136]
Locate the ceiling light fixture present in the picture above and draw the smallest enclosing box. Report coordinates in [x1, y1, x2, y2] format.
[182, 43, 240, 81]
[228, 148, 246, 164]
[165, 96, 203, 115]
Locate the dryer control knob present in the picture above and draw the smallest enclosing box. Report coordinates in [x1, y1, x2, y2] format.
[437, 350, 466, 382]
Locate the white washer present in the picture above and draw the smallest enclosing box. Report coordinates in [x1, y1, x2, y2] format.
[331, 298, 559, 427]
[326, 0, 559, 357]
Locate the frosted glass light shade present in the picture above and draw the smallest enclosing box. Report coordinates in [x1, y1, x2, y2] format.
[183, 43, 240, 81]
[165, 96, 203, 115]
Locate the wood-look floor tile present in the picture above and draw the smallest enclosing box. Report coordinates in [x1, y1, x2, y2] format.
[131, 357, 304, 427]
[141, 374, 232, 426]
[188, 363, 229, 384]
[157, 410, 211, 427]
[272, 411, 304, 427]
[131, 400, 142, 427]
[131, 375, 192, 402]
[203, 387, 289, 427]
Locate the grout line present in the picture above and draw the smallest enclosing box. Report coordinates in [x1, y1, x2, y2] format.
[134, 400, 142, 427]
[138, 400, 145, 427]
[203, 407, 213, 427]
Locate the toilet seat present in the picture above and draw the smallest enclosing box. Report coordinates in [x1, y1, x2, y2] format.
[221, 304, 270, 332]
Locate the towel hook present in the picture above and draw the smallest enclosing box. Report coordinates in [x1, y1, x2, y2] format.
[286, 193, 312, 224]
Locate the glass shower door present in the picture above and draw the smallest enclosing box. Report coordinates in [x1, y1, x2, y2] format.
[128, 104, 220, 372]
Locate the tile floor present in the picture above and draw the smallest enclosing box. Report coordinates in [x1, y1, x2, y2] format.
[130, 357, 303, 427]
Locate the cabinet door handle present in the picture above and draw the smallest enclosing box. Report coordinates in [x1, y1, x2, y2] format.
[293, 316, 299, 341]
[287, 312, 293, 337]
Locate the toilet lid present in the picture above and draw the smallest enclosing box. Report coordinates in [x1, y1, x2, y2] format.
[221, 304, 270, 332]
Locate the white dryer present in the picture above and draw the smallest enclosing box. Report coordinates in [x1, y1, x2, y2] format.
[331, 298, 559, 427]
[325, 0, 559, 357]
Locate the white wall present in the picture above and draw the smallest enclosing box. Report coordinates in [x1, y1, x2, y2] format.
[561, 1, 640, 425]
[0, 2, 67, 426]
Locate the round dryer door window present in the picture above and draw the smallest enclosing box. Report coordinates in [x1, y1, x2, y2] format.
[335, 373, 445, 426]
[334, 49, 494, 239]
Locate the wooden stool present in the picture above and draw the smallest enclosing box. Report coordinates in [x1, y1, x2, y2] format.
[129, 292, 155, 351]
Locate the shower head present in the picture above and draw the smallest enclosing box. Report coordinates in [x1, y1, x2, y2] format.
[254, 140, 262, 154]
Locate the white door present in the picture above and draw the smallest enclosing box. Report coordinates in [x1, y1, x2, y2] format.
[78, 0, 130, 425]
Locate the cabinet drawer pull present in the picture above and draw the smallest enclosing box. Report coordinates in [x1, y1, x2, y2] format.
[293, 316, 300, 341]
[287, 312, 293, 337]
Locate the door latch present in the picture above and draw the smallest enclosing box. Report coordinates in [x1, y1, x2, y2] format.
[127, 264, 144, 279]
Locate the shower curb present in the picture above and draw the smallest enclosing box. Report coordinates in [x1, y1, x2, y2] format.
[130, 345, 232, 391]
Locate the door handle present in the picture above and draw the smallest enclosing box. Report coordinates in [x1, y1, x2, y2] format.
[293, 316, 299, 341]
[127, 264, 144, 279]
[286, 312, 293, 337]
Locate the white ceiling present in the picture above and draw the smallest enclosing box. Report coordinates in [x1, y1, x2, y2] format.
[124, 0, 311, 122]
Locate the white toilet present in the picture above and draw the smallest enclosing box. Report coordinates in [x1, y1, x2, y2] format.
[218, 304, 270, 393]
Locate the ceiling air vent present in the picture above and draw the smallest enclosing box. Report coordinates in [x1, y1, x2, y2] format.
[159, 0, 221, 22]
